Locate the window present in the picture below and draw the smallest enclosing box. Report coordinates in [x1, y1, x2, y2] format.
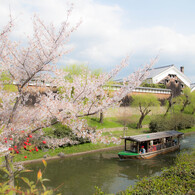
[169, 74, 176, 78]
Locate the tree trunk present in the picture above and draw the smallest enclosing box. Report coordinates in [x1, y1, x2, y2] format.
[192, 108, 195, 115]
[123, 127, 127, 137]
[99, 111, 104, 124]
[180, 100, 189, 113]
[164, 100, 171, 116]
[164, 94, 173, 116]
[7, 96, 21, 125]
[5, 154, 15, 192]
[136, 114, 145, 129]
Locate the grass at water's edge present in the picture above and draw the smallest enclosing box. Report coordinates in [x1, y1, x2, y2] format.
[180, 126, 195, 133]
[12, 142, 120, 163]
[0, 125, 194, 163]
[12, 127, 149, 163]
[10, 127, 195, 163]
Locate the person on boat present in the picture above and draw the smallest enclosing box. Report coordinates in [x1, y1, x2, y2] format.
[140, 146, 146, 154]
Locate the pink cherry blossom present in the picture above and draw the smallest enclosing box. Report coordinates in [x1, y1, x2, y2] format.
[0, 6, 156, 158]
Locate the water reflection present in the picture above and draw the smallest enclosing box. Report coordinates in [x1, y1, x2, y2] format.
[23, 133, 195, 194]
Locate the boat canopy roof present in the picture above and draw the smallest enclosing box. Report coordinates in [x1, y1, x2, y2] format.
[122, 130, 183, 142]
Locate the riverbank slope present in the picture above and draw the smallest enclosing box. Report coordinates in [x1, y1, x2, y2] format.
[13, 128, 195, 165]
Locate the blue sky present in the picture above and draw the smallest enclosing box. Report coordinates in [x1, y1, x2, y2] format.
[97, 0, 195, 32]
[0, 0, 195, 82]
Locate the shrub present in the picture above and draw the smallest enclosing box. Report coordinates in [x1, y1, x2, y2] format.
[44, 123, 72, 138]
[122, 152, 195, 195]
[141, 83, 166, 89]
[43, 123, 92, 147]
[53, 123, 72, 138]
[184, 104, 195, 115]
[149, 116, 168, 132]
[0, 160, 55, 194]
[173, 114, 195, 130]
[149, 114, 195, 132]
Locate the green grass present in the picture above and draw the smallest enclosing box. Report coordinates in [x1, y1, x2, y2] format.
[2, 84, 18, 92]
[86, 114, 156, 130]
[0, 157, 4, 164]
[13, 142, 118, 163]
[125, 115, 153, 128]
[11, 114, 159, 163]
[180, 126, 195, 133]
[86, 117, 123, 129]
[13, 125, 150, 163]
[102, 128, 149, 138]
[6, 125, 195, 163]
[13, 126, 150, 163]
[5, 110, 195, 163]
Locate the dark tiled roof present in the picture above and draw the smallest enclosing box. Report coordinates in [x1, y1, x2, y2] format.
[147, 64, 174, 79]
[122, 130, 183, 142]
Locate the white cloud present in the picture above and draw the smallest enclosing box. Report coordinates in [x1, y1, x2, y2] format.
[0, 0, 195, 81]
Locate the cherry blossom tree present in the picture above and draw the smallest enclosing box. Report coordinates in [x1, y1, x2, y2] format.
[0, 5, 156, 188]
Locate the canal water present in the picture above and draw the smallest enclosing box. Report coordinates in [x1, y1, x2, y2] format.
[24, 133, 195, 194]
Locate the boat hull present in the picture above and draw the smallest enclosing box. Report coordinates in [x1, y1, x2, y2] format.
[118, 144, 180, 159]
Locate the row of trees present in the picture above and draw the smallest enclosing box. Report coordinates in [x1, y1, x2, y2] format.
[165, 87, 195, 115]
[131, 87, 195, 129]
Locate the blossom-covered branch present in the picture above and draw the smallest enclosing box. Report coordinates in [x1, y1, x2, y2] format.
[0, 6, 156, 158]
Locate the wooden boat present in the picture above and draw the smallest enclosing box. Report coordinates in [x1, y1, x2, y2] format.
[118, 130, 183, 159]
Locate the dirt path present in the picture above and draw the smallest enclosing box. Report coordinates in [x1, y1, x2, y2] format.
[100, 127, 125, 132]
[99, 125, 148, 132]
[104, 106, 166, 118]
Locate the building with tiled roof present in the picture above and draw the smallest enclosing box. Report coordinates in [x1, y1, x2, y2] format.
[145, 65, 191, 97]
[114, 64, 193, 106]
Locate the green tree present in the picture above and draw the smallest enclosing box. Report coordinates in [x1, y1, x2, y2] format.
[188, 91, 195, 114]
[172, 87, 195, 114]
[164, 93, 175, 116]
[64, 64, 102, 82]
[131, 94, 160, 129]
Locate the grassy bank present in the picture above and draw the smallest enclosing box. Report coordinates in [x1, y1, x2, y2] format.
[12, 127, 194, 163]
[13, 125, 150, 163]
[121, 151, 195, 195]
[13, 142, 119, 163]
[180, 126, 195, 133]
[13, 129, 146, 163]
[2, 106, 194, 163]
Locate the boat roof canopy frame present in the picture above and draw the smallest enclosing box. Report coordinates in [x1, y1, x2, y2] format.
[122, 130, 183, 143]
